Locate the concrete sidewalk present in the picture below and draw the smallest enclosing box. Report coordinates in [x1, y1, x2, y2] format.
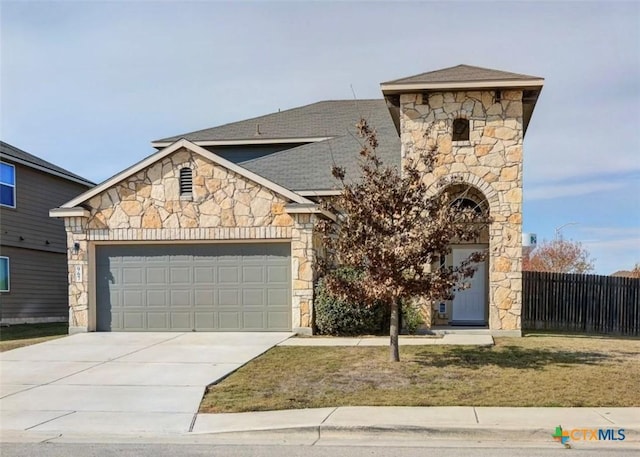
[2, 406, 638, 446]
[279, 334, 494, 346]
[191, 406, 640, 445]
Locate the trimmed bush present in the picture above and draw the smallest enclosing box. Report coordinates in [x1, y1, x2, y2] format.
[314, 269, 388, 336]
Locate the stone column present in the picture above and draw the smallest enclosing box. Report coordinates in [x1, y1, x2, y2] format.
[64, 216, 90, 333]
[291, 213, 316, 334]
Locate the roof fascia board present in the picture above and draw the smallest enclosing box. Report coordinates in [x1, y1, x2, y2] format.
[296, 190, 341, 197]
[61, 139, 312, 208]
[0, 154, 95, 187]
[151, 137, 333, 148]
[285, 204, 336, 221]
[380, 79, 544, 93]
[49, 207, 90, 218]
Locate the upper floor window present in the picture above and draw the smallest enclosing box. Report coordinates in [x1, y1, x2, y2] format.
[179, 167, 193, 196]
[0, 256, 9, 292]
[0, 162, 16, 208]
[452, 118, 470, 142]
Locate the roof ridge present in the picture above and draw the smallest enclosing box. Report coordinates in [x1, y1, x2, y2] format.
[153, 99, 385, 143]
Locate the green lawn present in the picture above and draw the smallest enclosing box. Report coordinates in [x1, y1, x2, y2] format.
[0, 323, 68, 352]
[200, 333, 640, 413]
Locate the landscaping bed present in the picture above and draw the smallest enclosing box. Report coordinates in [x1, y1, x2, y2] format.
[200, 333, 640, 413]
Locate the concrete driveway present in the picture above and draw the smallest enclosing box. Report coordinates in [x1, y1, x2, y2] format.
[0, 332, 291, 435]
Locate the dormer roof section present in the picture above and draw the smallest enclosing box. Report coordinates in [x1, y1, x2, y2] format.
[381, 64, 544, 136]
[380, 64, 544, 92]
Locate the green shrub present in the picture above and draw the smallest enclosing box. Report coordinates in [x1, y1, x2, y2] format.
[401, 301, 425, 335]
[314, 269, 388, 336]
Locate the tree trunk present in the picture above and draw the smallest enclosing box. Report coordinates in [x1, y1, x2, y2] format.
[389, 298, 400, 362]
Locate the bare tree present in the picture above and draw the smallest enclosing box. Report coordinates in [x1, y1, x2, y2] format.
[523, 239, 595, 274]
[317, 119, 491, 362]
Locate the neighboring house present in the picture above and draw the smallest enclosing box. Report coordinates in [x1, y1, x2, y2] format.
[1, 141, 94, 324]
[51, 64, 543, 335]
[611, 270, 640, 279]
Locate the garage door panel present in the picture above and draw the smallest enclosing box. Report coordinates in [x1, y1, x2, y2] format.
[243, 312, 265, 330]
[106, 311, 121, 331]
[194, 267, 215, 283]
[146, 289, 167, 306]
[122, 268, 143, 285]
[170, 290, 191, 306]
[267, 265, 288, 282]
[194, 312, 215, 330]
[267, 289, 288, 306]
[242, 266, 264, 283]
[147, 312, 169, 330]
[218, 266, 240, 283]
[146, 267, 166, 284]
[268, 312, 289, 329]
[243, 289, 265, 306]
[218, 289, 240, 306]
[219, 312, 240, 330]
[123, 312, 145, 330]
[170, 267, 191, 283]
[96, 243, 291, 331]
[194, 290, 214, 306]
[144, 254, 168, 263]
[169, 312, 192, 330]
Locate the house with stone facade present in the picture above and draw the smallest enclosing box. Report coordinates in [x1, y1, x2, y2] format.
[50, 64, 543, 336]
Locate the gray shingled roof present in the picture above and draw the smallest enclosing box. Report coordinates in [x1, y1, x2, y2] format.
[383, 64, 543, 85]
[155, 100, 390, 143]
[237, 99, 400, 191]
[0, 141, 95, 186]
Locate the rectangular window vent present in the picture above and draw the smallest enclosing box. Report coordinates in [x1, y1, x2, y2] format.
[179, 168, 193, 195]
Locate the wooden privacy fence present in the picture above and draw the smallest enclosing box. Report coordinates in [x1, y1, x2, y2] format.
[522, 271, 640, 336]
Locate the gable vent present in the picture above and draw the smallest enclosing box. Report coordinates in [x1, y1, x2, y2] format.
[179, 167, 193, 195]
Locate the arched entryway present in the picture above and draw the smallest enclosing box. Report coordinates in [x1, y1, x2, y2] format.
[439, 183, 490, 326]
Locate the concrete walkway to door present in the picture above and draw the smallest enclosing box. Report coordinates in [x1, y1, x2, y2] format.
[0, 332, 292, 435]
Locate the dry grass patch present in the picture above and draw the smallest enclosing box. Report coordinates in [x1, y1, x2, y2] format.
[0, 323, 68, 352]
[200, 334, 640, 413]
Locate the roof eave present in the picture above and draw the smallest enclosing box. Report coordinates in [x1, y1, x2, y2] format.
[49, 207, 90, 218]
[285, 203, 336, 221]
[380, 78, 545, 94]
[0, 153, 95, 187]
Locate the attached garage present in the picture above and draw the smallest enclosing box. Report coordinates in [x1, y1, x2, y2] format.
[52, 141, 319, 334]
[95, 243, 291, 332]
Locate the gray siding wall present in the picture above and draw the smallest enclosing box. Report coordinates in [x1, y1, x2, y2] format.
[0, 246, 68, 320]
[0, 160, 91, 321]
[0, 161, 91, 253]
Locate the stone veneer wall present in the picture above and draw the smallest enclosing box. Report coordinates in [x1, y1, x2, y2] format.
[400, 90, 524, 331]
[63, 148, 316, 332]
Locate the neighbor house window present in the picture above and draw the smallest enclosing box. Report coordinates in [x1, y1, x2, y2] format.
[0, 257, 9, 292]
[452, 118, 469, 142]
[0, 162, 16, 208]
[179, 167, 193, 196]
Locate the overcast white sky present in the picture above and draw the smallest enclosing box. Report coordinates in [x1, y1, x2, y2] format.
[1, 0, 639, 274]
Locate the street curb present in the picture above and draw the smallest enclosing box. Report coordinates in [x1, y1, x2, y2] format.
[194, 424, 640, 444]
